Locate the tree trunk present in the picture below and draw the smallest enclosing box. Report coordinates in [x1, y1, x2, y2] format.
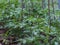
[58, 0, 60, 9]
[52, 0, 54, 14]
[42, 0, 46, 9]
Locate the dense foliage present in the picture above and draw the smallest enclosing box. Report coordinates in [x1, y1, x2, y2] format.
[0, 0, 60, 45]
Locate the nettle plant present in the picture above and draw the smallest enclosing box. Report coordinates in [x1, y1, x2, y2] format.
[0, 0, 60, 45]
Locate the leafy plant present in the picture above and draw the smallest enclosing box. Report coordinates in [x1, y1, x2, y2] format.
[0, 0, 60, 45]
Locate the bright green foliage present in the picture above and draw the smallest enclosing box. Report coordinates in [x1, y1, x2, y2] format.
[0, 0, 60, 45]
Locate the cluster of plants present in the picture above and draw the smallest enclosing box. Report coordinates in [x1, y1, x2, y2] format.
[0, 0, 60, 45]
